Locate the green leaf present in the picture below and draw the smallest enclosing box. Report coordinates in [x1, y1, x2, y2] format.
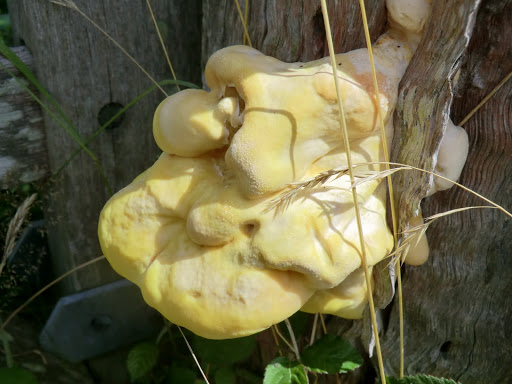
[166, 364, 197, 383]
[126, 342, 159, 382]
[235, 368, 262, 384]
[215, 366, 236, 384]
[386, 375, 459, 384]
[0, 367, 39, 384]
[0, 328, 13, 342]
[287, 312, 310, 337]
[263, 356, 308, 384]
[0, 327, 14, 368]
[192, 334, 257, 365]
[301, 334, 363, 374]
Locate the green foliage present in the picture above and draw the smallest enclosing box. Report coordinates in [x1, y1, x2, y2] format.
[234, 367, 262, 384]
[192, 334, 257, 365]
[261, 333, 364, 383]
[0, 0, 11, 46]
[165, 364, 197, 383]
[301, 334, 363, 374]
[0, 328, 13, 368]
[287, 311, 310, 337]
[214, 366, 237, 384]
[264, 356, 308, 384]
[386, 375, 460, 384]
[0, 367, 38, 384]
[126, 342, 159, 383]
[123, 328, 261, 383]
[0, 14, 10, 46]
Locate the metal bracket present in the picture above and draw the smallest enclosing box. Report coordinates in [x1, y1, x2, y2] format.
[39, 279, 163, 362]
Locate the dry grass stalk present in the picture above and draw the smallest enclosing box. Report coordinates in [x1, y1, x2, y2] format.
[284, 318, 301, 361]
[264, 166, 350, 215]
[319, 0, 386, 381]
[1, 193, 37, 277]
[390, 206, 498, 264]
[145, 0, 180, 91]
[177, 325, 211, 384]
[272, 324, 296, 357]
[265, 165, 411, 216]
[266, 161, 511, 220]
[0, 255, 106, 332]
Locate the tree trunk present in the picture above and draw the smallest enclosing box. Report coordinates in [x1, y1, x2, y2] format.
[204, 1, 512, 383]
[381, 1, 512, 382]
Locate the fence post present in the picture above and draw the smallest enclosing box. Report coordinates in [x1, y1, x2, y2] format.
[7, 0, 201, 294]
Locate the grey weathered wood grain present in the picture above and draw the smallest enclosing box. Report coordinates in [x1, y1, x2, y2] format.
[0, 46, 48, 189]
[381, 0, 512, 382]
[7, 0, 201, 293]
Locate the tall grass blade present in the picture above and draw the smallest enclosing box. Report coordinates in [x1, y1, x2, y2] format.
[459, 69, 512, 126]
[145, 0, 180, 91]
[234, 0, 252, 47]
[0, 37, 74, 131]
[1, 194, 37, 277]
[356, 0, 404, 374]
[284, 318, 301, 361]
[319, 1, 386, 382]
[243, 0, 250, 45]
[0, 255, 106, 332]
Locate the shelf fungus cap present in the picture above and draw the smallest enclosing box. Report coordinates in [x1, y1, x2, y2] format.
[301, 267, 373, 319]
[99, 35, 419, 339]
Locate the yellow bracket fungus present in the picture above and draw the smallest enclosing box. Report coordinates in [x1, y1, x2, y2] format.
[98, 0, 468, 339]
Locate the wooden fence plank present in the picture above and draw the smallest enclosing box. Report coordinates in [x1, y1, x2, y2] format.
[7, 0, 201, 294]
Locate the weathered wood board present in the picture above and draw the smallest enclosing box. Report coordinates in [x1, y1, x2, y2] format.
[0, 46, 48, 189]
[7, 0, 202, 293]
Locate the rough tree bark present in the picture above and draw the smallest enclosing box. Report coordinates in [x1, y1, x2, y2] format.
[381, 1, 512, 382]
